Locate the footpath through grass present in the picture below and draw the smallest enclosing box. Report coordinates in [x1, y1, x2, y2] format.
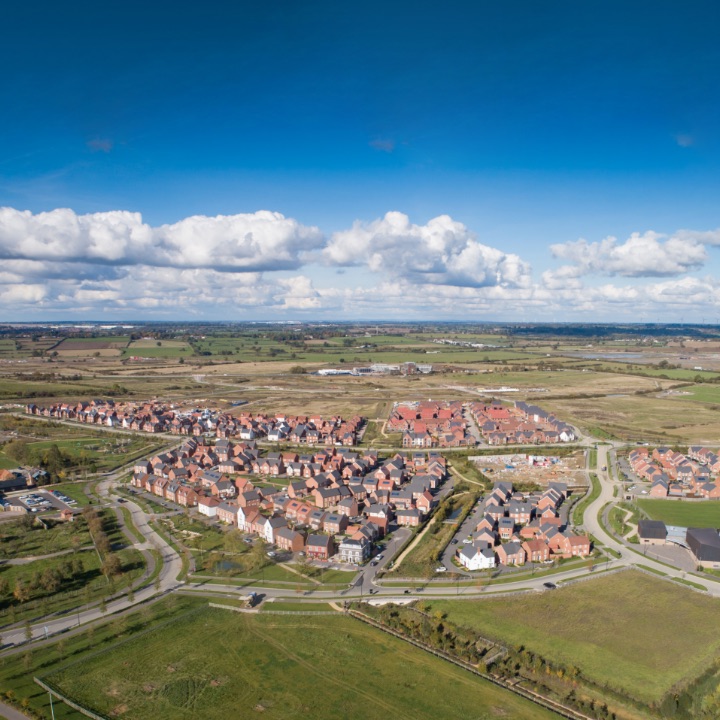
[571, 472, 601, 526]
[429, 570, 720, 705]
[43, 603, 558, 720]
[392, 492, 479, 578]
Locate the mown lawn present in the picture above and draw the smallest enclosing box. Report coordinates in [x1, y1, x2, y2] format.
[46, 606, 558, 720]
[637, 498, 720, 528]
[430, 570, 720, 704]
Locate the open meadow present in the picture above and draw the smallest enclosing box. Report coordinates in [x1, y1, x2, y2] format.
[44, 604, 559, 720]
[430, 570, 720, 705]
[636, 499, 720, 528]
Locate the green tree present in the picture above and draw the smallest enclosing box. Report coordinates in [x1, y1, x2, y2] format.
[3, 439, 30, 464]
[224, 529, 246, 554]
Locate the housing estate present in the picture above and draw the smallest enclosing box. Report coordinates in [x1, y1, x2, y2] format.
[387, 400, 475, 449]
[457, 481, 591, 569]
[468, 400, 575, 445]
[130, 437, 447, 564]
[629, 446, 720, 498]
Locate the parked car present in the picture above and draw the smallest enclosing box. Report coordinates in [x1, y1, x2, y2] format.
[435, 566, 447, 573]
[543, 582, 557, 590]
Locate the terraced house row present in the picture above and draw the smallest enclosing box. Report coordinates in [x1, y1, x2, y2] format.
[25, 399, 365, 446]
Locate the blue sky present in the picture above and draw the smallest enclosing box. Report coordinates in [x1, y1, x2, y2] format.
[1, 0, 720, 321]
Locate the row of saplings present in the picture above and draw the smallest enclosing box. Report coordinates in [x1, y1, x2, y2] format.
[360, 602, 720, 720]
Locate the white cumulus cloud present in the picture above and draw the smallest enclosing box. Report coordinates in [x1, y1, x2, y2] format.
[324, 211, 531, 288]
[550, 231, 708, 277]
[0, 207, 323, 272]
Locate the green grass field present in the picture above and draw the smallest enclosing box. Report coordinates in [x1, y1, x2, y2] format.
[45, 605, 558, 720]
[124, 339, 193, 358]
[680, 384, 720, 404]
[637, 498, 720, 528]
[0, 516, 92, 559]
[430, 570, 720, 704]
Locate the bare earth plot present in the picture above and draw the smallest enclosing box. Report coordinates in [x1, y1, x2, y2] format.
[46, 608, 558, 720]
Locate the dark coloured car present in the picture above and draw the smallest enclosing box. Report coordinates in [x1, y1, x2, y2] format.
[543, 582, 557, 590]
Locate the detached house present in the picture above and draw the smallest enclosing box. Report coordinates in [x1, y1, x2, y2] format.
[276, 527, 305, 553]
[457, 544, 496, 571]
[306, 534, 335, 561]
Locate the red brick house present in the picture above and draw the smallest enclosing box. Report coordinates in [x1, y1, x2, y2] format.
[521, 538, 550, 563]
[306, 534, 335, 560]
[276, 527, 306, 552]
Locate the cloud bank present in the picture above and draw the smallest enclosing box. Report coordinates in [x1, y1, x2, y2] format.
[1, 205, 719, 320]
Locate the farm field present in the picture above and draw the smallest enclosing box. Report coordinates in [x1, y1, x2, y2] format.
[636, 498, 720, 528]
[124, 339, 193, 358]
[0, 377, 115, 401]
[543, 392, 720, 442]
[54, 337, 130, 358]
[430, 570, 720, 704]
[45, 605, 559, 720]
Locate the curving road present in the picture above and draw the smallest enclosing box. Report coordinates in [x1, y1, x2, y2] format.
[0, 471, 183, 649]
[5, 437, 720, 657]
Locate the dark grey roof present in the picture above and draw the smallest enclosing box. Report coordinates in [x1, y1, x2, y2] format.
[687, 527, 720, 562]
[637, 519, 667, 539]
